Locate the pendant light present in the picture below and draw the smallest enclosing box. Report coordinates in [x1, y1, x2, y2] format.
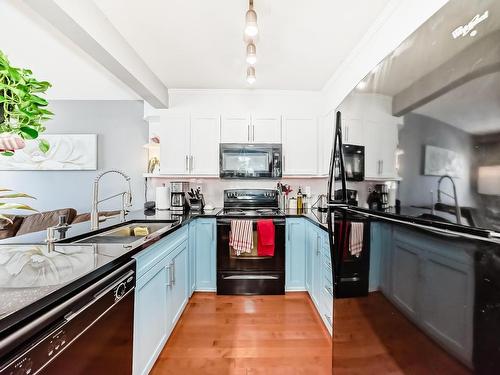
[244, 0, 258, 38]
[246, 43, 257, 65]
[246, 66, 256, 84]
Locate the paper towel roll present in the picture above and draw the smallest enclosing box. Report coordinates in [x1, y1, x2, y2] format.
[155, 186, 170, 210]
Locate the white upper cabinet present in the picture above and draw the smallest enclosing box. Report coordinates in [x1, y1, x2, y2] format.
[220, 114, 251, 143]
[282, 116, 318, 175]
[342, 117, 364, 145]
[364, 120, 398, 179]
[251, 115, 281, 143]
[159, 114, 191, 175]
[221, 114, 281, 143]
[339, 94, 399, 179]
[319, 111, 335, 176]
[190, 114, 220, 175]
[158, 113, 220, 176]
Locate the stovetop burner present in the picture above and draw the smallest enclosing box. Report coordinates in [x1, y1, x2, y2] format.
[218, 207, 284, 217]
[218, 189, 283, 218]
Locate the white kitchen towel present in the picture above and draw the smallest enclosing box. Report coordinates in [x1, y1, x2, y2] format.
[229, 220, 253, 255]
[349, 222, 364, 258]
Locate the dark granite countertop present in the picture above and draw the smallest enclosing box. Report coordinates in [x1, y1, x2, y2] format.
[0, 209, 220, 339]
[283, 208, 330, 231]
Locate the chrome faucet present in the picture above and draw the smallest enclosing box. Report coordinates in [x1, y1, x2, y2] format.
[46, 215, 71, 252]
[437, 175, 462, 224]
[91, 170, 132, 230]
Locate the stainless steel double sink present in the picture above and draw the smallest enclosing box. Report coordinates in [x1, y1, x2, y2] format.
[72, 221, 179, 244]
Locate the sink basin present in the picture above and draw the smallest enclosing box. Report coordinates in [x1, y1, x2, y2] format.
[73, 221, 179, 244]
[100, 223, 172, 237]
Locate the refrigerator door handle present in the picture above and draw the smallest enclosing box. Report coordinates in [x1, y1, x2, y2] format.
[327, 111, 347, 204]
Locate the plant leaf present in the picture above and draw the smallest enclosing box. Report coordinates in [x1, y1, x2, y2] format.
[0, 203, 37, 211]
[0, 193, 35, 199]
[38, 138, 50, 153]
[19, 126, 38, 140]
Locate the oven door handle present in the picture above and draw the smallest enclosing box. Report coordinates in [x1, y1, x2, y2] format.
[223, 275, 279, 280]
[216, 218, 285, 225]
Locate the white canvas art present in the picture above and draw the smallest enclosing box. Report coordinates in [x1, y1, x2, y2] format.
[424, 145, 463, 177]
[0, 134, 97, 170]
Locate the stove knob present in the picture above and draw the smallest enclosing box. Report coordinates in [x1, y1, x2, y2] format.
[115, 282, 127, 300]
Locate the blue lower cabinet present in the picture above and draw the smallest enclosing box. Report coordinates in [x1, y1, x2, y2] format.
[285, 218, 307, 291]
[188, 221, 197, 296]
[133, 254, 169, 375]
[195, 218, 217, 291]
[303, 221, 334, 335]
[132, 227, 189, 375]
[165, 240, 189, 333]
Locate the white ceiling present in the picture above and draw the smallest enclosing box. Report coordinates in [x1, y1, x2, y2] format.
[94, 0, 391, 90]
[0, 1, 139, 100]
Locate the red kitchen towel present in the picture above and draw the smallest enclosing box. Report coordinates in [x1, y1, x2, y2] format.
[257, 219, 275, 256]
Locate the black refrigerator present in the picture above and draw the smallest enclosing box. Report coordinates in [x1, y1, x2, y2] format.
[326, 112, 371, 299]
[326, 1, 500, 372]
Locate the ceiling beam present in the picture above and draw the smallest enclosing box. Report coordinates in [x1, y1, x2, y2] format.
[23, 0, 169, 108]
[392, 30, 500, 116]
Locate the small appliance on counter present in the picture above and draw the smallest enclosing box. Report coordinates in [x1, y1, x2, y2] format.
[375, 184, 389, 211]
[335, 189, 358, 206]
[170, 181, 189, 212]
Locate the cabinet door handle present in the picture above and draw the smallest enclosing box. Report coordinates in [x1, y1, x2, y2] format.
[324, 314, 332, 326]
[165, 264, 172, 286]
[325, 285, 333, 297]
[252, 124, 255, 142]
[346, 126, 349, 142]
[185, 155, 189, 172]
[381, 160, 383, 174]
[316, 236, 320, 256]
[171, 260, 176, 285]
[190, 155, 194, 172]
[248, 124, 251, 142]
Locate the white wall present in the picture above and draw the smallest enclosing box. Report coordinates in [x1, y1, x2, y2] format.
[148, 177, 328, 209]
[166, 89, 322, 115]
[2, 101, 148, 214]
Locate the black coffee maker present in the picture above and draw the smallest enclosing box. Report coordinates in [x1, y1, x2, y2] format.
[334, 189, 358, 206]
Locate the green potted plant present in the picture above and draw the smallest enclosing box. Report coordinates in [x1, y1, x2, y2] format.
[0, 50, 53, 223]
[0, 50, 53, 155]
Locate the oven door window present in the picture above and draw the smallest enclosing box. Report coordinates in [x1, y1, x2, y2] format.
[229, 231, 273, 259]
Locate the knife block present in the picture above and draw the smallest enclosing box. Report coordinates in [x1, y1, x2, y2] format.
[187, 193, 205, 212]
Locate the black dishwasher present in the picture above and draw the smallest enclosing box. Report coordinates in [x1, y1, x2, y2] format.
[0, 259, 136, 375]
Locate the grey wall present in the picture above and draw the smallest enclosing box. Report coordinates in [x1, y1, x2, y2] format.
[1, 100, 148, 214]
[398, 113, 476, 208]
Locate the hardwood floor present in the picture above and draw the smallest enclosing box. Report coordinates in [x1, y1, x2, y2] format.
[332, 292, 472, 375]
[152, 292, 471, 375]
[151, 292, 332, 374]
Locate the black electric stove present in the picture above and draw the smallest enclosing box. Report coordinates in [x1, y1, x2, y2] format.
[216, 189, 285, 295]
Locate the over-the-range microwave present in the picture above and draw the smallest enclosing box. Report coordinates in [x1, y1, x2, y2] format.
[219, 143, 282, 179]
